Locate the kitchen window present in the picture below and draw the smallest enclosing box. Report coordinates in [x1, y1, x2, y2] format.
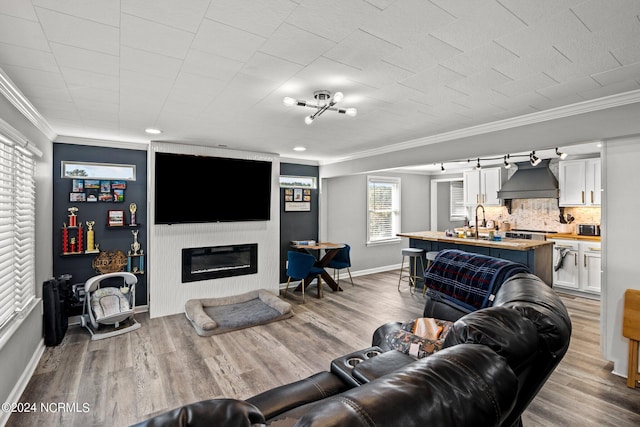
[0, 131, 37, 338]
[367, 176, 401, 245]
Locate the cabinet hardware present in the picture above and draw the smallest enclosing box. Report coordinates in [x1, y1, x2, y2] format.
[584, 254, 587, 267]
[590, 190, 593, 204]
[574, 253, 577, 266]
[588, 247, 601, 251]
[581, 191, 585, 204]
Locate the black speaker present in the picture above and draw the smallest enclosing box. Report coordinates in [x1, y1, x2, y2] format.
[42, 278, 69, 346]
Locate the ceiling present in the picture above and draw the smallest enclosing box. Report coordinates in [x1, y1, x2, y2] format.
[0, 0, 639, 167]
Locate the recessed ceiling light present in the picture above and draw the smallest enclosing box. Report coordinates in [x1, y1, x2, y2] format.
[145, 128, 162, 135]
[293, 146, 306, 152]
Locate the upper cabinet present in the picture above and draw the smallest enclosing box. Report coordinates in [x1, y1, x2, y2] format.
[559, 158, 601, 207]
[464, 167, 502, 206]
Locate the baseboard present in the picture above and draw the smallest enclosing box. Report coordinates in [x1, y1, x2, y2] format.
[0, 338, 45, 427]
[278, 264, 401, 288]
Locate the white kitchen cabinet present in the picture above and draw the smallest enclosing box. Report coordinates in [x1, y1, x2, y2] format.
[549, 238, 601, 296]
[580, 242, 601, 293]
[464, 167, 502, 206]
[559, 158, 601, 206]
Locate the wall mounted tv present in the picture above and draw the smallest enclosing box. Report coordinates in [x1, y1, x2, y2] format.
[155, 152, 272, 224]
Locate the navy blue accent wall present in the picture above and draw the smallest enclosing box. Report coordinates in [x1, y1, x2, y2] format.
[52, 143, 148, 307]
[280, 163, 320, 282]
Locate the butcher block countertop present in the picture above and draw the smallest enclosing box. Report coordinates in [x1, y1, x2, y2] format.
[546, 233, 601, 242]
[397, 231, 553, 251]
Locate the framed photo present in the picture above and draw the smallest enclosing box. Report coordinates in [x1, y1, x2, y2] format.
[86, 189, 98, 202]
[111, 180, 126, 190]
[100, 180, 111, 192]
[72, 179, 84, 192]
[285, 202, 311, 212]
[107, 210, 125, 226]
[85, 179, 100, 189]
[293, 188, 303, 201]
[99, 192, 113, 202]
[113, 189, 125, 202]
[69, 192, 86, 202]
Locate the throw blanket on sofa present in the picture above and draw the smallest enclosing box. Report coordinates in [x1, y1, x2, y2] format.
[424, 249, 530, 313]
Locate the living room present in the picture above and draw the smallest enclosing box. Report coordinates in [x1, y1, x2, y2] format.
[1, 1, 640, 426]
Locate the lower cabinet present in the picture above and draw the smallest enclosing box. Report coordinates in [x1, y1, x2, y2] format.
[550, 239, 601, 296]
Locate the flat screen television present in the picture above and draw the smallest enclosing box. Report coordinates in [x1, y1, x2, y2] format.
[155, 152, 272, 224]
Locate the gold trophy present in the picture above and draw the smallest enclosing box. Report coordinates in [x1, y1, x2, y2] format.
[85, 220, 98, 253]
[129, 203, 137, 226]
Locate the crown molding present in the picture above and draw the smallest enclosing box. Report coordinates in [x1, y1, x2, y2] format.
[0, 67, 57, 141]
[55, 135, 150, 151]
[320, 89, 640, 166]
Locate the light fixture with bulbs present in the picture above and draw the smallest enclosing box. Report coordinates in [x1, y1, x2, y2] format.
[529, 151, 542, 166]
[555, 147, 568, 159]
[503, 155, 511, 169]
[283, 90, 357, 125]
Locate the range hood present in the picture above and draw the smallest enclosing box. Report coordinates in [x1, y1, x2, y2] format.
[497, 159, 559, 203]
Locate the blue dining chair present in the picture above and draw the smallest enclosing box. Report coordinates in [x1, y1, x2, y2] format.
[327, 244, 353, 287]
[285, 251, 325, 303]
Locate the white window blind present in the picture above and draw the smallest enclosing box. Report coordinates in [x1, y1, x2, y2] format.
[367, 176, 401, 244]
[0, 137, 36, 331]
[450, 180, 466, 220]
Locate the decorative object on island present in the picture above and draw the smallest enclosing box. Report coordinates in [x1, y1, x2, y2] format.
[92, 250, 128, 274]
[283, 90, 357, 125]
[107, 209, 124, 227]
[127, 230, 144, 274]
[129, 202, 137, 226]
[85, 220, 99, 253]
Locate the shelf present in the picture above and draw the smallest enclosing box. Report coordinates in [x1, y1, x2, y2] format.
[106, 224, 141, 229]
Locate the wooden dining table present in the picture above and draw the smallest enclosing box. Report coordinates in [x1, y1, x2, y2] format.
[291, 242, 346, 293]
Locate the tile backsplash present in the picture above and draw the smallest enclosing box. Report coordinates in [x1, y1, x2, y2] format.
[484, 200, 600, 232]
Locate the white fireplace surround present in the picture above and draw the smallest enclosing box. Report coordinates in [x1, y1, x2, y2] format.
[148, 142, 280, 318]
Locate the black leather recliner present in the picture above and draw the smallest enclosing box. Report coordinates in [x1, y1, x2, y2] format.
[132, 272, 571, 427]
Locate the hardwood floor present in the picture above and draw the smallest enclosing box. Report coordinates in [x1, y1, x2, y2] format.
[7, 271, 640, 426]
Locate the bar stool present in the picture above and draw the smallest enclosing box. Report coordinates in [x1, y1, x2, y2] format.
[398, 248, 425, 294]
[422, 251, 439, 296]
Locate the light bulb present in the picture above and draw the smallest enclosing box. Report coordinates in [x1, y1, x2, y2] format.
[283, 97, 296, 107]
[345, 108, 357, 117]
[304, 116, 314, 125]
[332, 92, 344, 103]
[556, 148, 568, 159]
[145, 128, 162, 135]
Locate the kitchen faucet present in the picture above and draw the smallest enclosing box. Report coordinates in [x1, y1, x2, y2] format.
[475, 204, 486, 239]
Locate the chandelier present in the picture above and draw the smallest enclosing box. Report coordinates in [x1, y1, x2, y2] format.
[283, 90, 357, 125]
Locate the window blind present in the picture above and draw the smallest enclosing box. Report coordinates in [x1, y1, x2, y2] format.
[367, 177, 401, 243]
[450, 180, 466, 220]
[0, 138, 35, 331]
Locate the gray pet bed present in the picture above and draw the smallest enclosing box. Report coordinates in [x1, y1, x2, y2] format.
[185, 289, 293, 336]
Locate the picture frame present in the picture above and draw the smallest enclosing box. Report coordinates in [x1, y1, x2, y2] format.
[69, 192, 86, 202]
[107, 210, 125, 226]
[85, 179, 100, 189]
[113, 189, 125, 202]
[99, 192, 113, 202]
[285, 202, 311, 212]
[111, 180, 126, 190]
[293, 188, 303, 201]
[72, 179, 84, 192]
[86, 189, 98, 202]
[100, 180, 111, 192]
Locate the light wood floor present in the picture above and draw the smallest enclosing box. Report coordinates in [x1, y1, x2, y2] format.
[7, 270, 640, 427]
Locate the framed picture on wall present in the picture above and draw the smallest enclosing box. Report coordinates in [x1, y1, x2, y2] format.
[107, 210, 125, 226]
[113, 189, 125, 202]
[293, 188, 303, 201]
[69, 192, 86, 202]
[85, 179, 100, 189]
[72, 179, 84, 192]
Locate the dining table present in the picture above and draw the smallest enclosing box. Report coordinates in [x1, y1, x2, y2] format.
[291, 242, 346, 293]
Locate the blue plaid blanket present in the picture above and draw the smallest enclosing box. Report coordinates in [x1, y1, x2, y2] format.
[424, 249, 530, 313]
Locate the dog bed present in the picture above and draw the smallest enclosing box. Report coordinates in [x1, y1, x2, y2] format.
[185, 289, 293, 336]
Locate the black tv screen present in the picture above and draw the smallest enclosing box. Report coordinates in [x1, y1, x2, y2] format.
[155, 152, 272, 224]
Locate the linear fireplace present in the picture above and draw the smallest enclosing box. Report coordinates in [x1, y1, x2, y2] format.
[182, 243, 258, 283]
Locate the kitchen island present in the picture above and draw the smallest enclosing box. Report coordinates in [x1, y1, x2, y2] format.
[398, 231, 553, 285]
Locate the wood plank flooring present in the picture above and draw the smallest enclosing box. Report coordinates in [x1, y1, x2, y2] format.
[7, 271, 640, 426]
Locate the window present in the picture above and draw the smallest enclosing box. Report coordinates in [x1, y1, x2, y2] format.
[450, 180, 466, 220]
[367, 176, 401, 244]
[0, 134, 36, 333]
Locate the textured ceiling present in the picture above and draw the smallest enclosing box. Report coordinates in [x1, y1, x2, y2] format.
[0, 0, 639, 164]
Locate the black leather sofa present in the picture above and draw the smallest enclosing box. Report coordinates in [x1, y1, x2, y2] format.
[132, 272, 571, 427]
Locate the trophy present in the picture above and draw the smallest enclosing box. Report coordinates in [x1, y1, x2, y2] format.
[130, 230, 141, 256]
[129, 203, 137, 226]
[86, 220, 97, 252]
[67, 206, 78, 227]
